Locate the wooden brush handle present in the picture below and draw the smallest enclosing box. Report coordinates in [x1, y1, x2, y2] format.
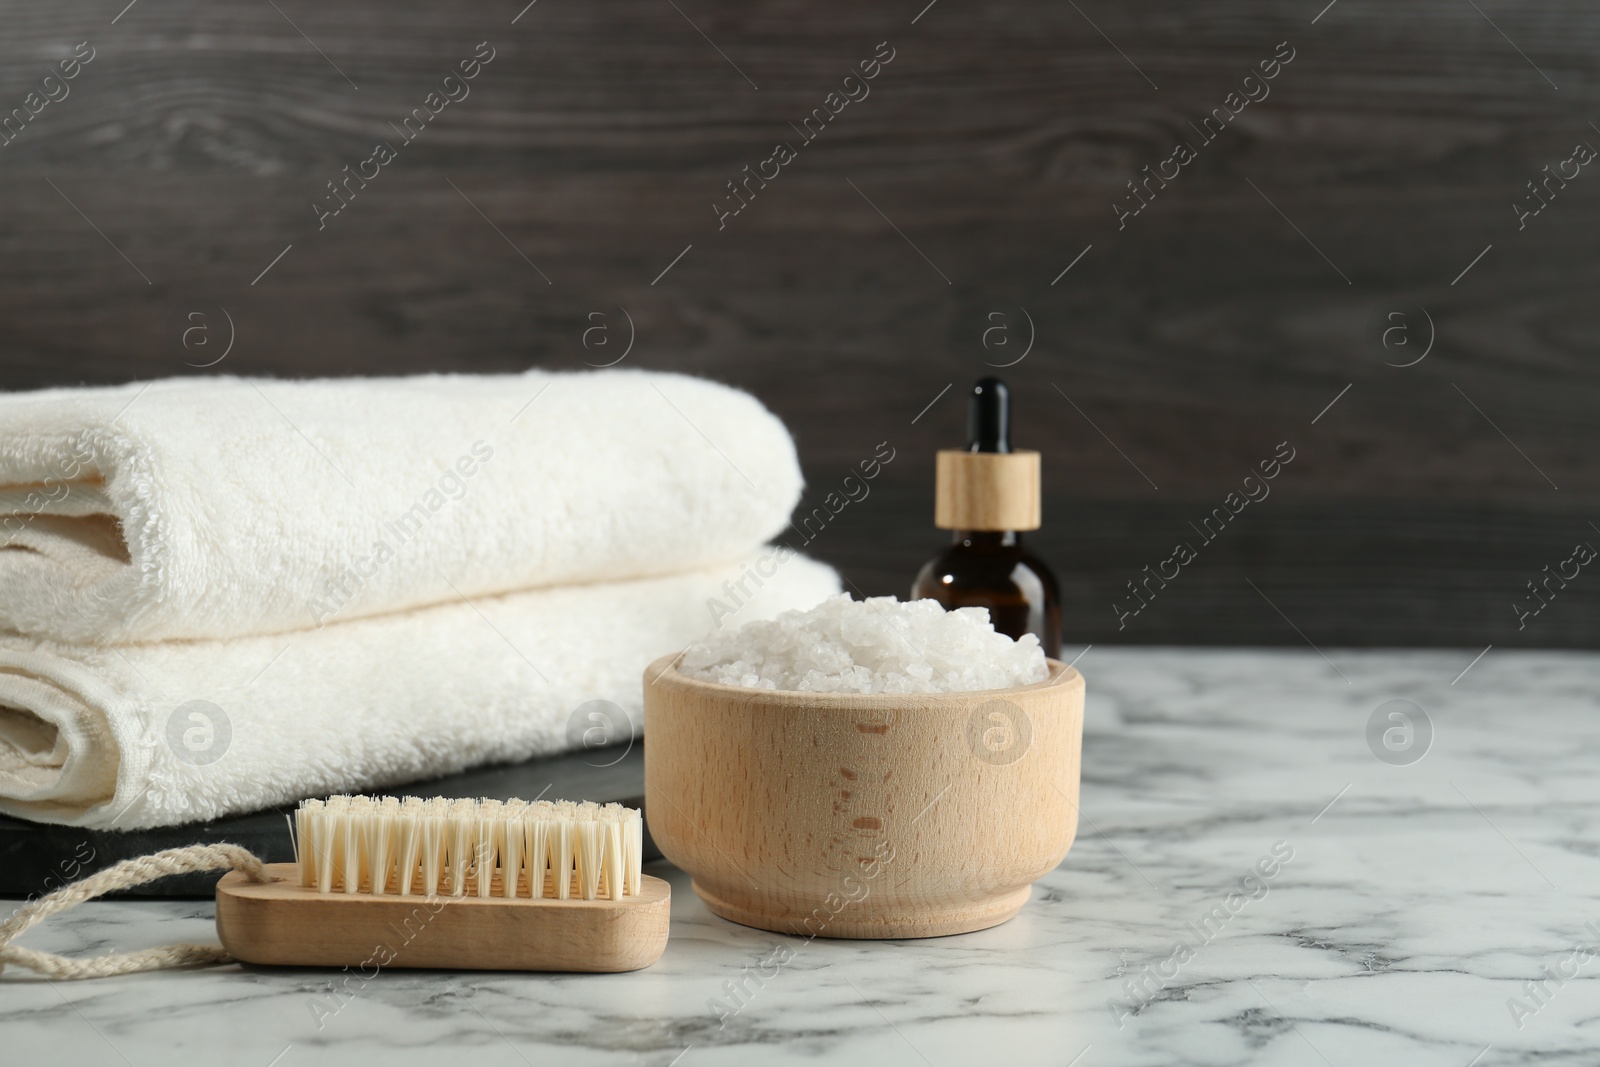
[216, 864, 670, 972]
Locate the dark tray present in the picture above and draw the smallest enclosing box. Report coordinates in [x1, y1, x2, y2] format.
[0, 743, 652, 899]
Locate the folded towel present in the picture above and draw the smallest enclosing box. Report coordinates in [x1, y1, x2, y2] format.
[0, 369, 802, 644]
[0, 549, 837, 828]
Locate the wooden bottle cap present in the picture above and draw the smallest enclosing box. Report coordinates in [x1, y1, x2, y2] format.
[934, 449, 1040, 531]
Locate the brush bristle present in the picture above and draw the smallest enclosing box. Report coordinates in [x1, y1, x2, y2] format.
[293, 795, 645, 900]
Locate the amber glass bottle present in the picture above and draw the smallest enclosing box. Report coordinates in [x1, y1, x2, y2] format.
[911, 378, 1062, 655]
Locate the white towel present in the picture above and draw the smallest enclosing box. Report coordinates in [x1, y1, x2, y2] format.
[0, 549, 837, 828]
[0, 369, 802, 644]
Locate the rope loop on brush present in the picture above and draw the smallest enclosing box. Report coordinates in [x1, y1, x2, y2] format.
[0, 843, 269, 980]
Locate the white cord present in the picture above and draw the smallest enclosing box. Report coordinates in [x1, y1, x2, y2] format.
[0, 844, 269, 980]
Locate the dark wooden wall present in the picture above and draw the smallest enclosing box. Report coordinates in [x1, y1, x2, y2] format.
[3, 0, 1597, 647]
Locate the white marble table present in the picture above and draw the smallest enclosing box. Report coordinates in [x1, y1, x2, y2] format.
[5, 648, 1598, 1066]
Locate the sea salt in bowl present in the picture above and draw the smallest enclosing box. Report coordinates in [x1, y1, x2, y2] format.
[643, 596, 1084, 939]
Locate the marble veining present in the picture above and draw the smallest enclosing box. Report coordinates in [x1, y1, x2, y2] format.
[4, 648, 1598, 1066]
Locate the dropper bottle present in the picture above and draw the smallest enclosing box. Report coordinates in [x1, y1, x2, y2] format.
[911, 377, 1062, 654]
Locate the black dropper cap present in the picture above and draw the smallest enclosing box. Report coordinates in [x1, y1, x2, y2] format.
[966, 377, 1011, 454]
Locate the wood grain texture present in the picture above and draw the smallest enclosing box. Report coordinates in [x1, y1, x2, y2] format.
[643, 656, 1083, 938]
[934, 449, 1040, 531]
[215, 863, 671, 971]
[1, 0, 1596, 644]
[841, 487, 1600, 647]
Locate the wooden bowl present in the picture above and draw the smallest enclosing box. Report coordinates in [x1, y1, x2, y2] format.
[643, 656, 1084, 939]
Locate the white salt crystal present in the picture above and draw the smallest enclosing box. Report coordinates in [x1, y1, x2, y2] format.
[680, 594, 1050, 694]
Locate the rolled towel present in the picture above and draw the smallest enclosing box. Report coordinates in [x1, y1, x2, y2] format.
[0, 369, 802, 644]
[0, 548, 837, 829]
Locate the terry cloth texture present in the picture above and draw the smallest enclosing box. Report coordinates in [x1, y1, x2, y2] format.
[0, 551, 838, 828]
[0, 369, 804, 644]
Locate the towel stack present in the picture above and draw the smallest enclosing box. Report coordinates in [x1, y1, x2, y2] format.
[0, 370, 838, 828]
